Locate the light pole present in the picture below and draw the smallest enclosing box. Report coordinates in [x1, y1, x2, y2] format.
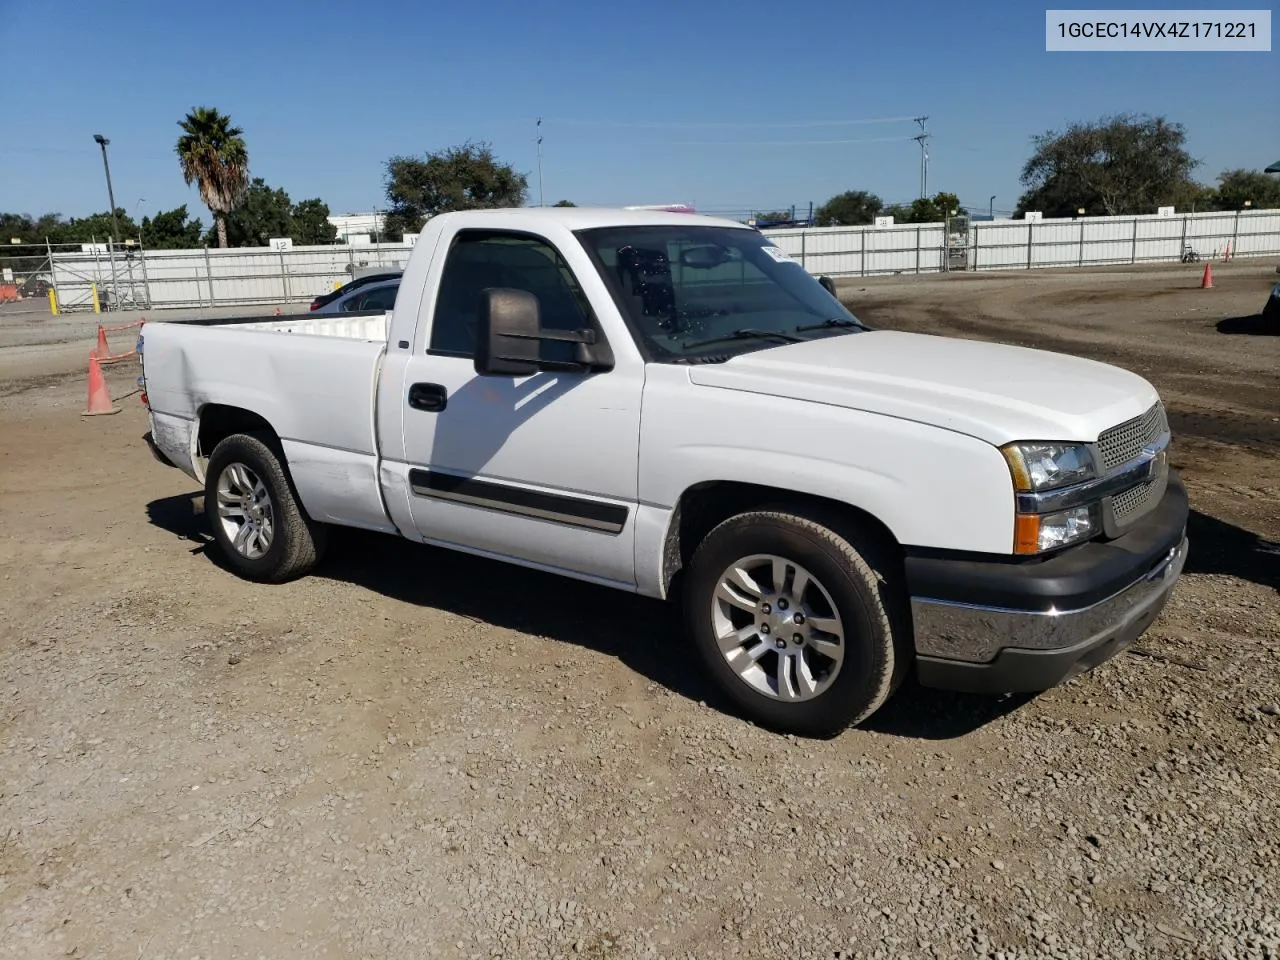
[989, 195, 996, 219]
[93, 134, 125, 309]
[93, 135, 122, 246]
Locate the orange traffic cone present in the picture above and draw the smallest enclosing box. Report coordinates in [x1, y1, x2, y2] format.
[1200, 263, 1214, 289]
[1222, 241, 1232, 262]
[82, 356, 120, 416]
[93, 324, 109, 359]
[274, 306, 282, 316]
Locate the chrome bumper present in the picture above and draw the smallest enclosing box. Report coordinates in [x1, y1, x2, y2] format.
[912, 535, 1187, 668]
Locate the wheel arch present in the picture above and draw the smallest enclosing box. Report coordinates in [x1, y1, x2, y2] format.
[661, 480, 905, 599]
[194, 404, 281, 483]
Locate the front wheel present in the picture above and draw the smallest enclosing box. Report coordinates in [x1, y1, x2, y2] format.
[684, 510, 905, 737]
[204, 432, 326, 583]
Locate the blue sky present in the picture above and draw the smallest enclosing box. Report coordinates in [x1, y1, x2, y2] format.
[0, 0, 1274, 224]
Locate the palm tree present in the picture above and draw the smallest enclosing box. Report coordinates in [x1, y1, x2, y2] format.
[175, 107, 249, 248]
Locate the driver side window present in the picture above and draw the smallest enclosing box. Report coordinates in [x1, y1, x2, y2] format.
[429, 231, 595, 359]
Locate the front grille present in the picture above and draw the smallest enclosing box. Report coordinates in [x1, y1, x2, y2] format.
[1111, 477, 1160, 522]
[1097, 403, 1166, 470]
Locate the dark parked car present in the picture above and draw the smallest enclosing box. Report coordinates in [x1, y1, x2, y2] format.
[310, 270, 402, 311]
[313, 279, 400, 314]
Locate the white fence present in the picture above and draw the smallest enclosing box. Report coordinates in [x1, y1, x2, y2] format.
[50, 243, 413, 312]
[766, 208, 1280, 277]
[48, 208, 1280, 312]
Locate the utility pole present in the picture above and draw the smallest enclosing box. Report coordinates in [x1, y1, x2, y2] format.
[912, 116, 930, 200]
[536, 118, 545, 207]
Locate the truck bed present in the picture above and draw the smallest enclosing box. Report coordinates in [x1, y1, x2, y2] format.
[238, 312, 389, 341]
[141, 313, 395, 535]
[179, 309, 389, 342]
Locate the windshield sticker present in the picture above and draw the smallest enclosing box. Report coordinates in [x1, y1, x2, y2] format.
[761, 245, 796, 264]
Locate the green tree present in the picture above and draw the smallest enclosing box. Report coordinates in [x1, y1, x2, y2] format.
[0, 213, 37, 242]
[905, 198, 939, 222]
[140, 204, 203, 249]
[552, 199, 577, 207]
[200, 184, 339, 247]
[752, 210, 792, 223]
[383, 142, 528, 237]
[814, 190, 883, 226]
[211, 178, 291, 247]
[881, 203, 912, 223]
[931, 192, 966, 219]
[290, 198, 337, 245]
[176, 106, 250, 248]
[874, 193, 970, 224]
[56, 209, 141, 245]
[377, 219, 402, 243]
[1171, 181, 1218, 212]
[1211, 169, 1280, 211]
[1015, 113, 1200, 217]
[0, 214, 60, 272]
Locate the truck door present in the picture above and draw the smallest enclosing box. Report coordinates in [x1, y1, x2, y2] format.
[397, 226, 642, 588]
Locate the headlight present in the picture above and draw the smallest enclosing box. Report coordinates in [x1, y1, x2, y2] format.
[1002, 441, 1099, 554]
[1015, 505, 1098, 554]
[1001, 442, 1095, 492]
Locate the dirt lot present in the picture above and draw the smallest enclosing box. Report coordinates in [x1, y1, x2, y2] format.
[1, 263, 1278, 960]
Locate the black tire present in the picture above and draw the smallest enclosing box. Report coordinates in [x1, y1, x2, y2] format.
[203, 432, 326, 583]
[684, 509, 906, 737]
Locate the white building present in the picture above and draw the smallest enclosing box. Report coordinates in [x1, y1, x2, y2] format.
[328, 212, 387, 244]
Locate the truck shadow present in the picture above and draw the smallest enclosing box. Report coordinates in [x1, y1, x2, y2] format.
[1216, 313, 1277, 336]
[1185, 508, 1279, 592]
[146, 493, 1055, 741]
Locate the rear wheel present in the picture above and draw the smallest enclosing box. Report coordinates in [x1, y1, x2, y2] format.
[204, 432, 325, 583]
[684, 509, 904, 737]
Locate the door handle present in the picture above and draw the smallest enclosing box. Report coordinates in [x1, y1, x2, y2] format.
[408, 382, 448, 412]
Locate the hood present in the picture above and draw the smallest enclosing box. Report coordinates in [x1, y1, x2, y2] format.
[686, 330, 1159, 446]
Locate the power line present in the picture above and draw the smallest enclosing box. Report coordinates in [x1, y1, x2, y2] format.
[2, 145, 94, 155]
[672, 136, 915, 147]
[543, 115, 921, 130]
[535, 117, 544, 208]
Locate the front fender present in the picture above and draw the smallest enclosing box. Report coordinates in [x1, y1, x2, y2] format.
[635, 372, 1015, 595]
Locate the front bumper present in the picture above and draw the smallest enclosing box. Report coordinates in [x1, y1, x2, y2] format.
[909, 473, 1189, 694]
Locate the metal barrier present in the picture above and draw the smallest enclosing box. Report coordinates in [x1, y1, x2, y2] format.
[26, 208, 1280, 311]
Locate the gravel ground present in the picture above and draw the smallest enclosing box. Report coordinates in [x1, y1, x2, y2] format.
[1, 262, 1277, 959]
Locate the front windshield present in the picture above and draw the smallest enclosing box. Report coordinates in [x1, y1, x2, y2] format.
[575, 225, 863, 361]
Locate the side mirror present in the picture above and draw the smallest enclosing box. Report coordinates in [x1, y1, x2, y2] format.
[475, 288, 542, 377]
[473, 288, 615, 377]
[818, 275, 837, 296]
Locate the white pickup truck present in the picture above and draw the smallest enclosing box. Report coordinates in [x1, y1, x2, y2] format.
[140, 207, 1188, 736]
